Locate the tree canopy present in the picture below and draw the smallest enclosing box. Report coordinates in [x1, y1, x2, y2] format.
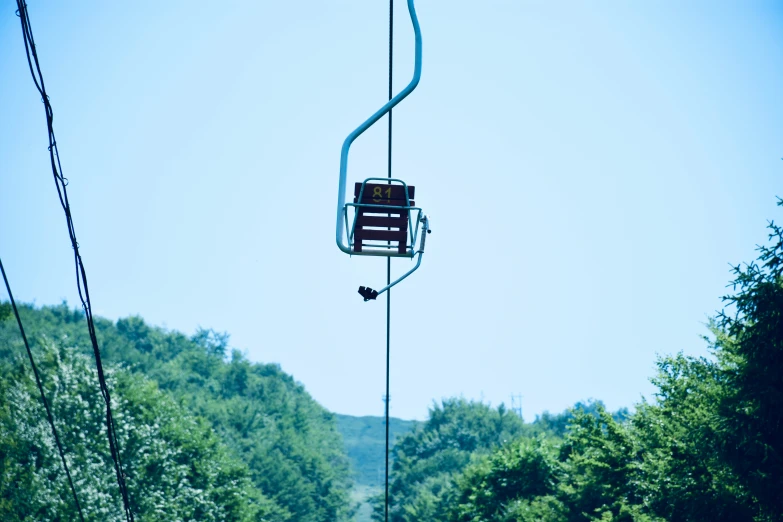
[0, 305, 354, 521]
[375, 199, 783, 522]
[0, 341, 285, 520]
[2, 200, 781, 521]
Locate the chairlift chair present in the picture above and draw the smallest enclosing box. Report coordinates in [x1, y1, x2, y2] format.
[335, 0, 430, 301]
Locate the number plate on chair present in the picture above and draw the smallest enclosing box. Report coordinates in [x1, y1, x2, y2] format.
[354, 183, 415, 206]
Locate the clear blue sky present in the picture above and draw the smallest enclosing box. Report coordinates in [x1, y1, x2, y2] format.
[1, 0, 781, 421]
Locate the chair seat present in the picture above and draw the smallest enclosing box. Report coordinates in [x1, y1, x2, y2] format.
[352, 182, 415, 254]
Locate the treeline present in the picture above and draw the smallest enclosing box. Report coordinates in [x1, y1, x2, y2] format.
[373, 200, 783, 522]
[3, 199, 781, 521]
[0, 304, 354, 520]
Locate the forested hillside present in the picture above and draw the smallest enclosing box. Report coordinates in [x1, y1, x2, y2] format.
[0, 306, 353, 521]
[336, 414, 418, 487]
[372, 200, 783, 522]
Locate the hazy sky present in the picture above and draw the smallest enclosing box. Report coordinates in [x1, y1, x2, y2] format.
[1, 0, 781, 421]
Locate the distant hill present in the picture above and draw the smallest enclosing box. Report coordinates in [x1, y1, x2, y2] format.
[335, 413, 417, 488]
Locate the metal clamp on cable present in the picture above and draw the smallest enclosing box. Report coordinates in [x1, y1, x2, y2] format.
[418, 215, 431, 251]
[358, 286, 379, 301]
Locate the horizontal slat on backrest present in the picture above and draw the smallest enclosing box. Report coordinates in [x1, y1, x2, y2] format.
[355, 229, 407, 242]
[354, 183, 415, 206]
[355, 204, 414, 215]
[356, 215, 408, 228]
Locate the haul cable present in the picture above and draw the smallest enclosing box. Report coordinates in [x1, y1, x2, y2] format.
[385, 1, 394, 521]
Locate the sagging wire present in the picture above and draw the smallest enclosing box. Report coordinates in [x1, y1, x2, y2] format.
[0, 257, 86, 522]
[13, 2, 135, 520]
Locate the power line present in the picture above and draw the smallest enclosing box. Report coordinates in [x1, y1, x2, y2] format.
[13, 2, 134, 519]
[0, 257, 86, 522]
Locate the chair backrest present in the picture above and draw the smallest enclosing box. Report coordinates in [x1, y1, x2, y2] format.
[354, 183, 415, 207]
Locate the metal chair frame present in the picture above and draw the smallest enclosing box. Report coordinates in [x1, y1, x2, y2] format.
[334, 0, 430, 300]
[346, 178, 423, 257]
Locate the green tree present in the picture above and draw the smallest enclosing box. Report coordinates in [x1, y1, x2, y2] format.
[0, 306, 354, 522]
[714, 198, 783, 520]
[450, 435, 559, 522]
[533, 400, 629, 439]
[631, 354, 753, 522]
[0, 303, 10, 322]
[448, 403, 661, 522]
[555, 405, 657, 522]
[0, 341, 285, 521]
[372, 398, 527, 522]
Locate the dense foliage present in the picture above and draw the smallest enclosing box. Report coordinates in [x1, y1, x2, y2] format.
[2, 201, 780, 521]
[714, 203, 783, 520]
[0, 307, 353, 521]
[370, 398, 530, 521]
[0, 340, 283, 520]
[375, 199, 783, 522]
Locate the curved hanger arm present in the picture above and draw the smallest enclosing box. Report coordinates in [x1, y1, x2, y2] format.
[358, 215, 430, 301]
[336, 0, 422, 254]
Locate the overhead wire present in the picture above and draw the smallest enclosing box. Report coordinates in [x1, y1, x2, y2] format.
[13, 2, 135, 520]
[0, 257, 86, 522]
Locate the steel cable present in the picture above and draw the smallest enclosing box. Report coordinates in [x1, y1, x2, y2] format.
[385, 1, 394, 521]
